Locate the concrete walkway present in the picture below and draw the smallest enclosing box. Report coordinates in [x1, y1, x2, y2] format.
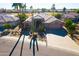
[0, 34, 79, 56]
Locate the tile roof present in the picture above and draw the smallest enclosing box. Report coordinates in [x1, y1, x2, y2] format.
[24, 13, 61, 23]
[0, 14, 19, 23]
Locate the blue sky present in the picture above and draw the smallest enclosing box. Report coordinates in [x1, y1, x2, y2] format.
[0, 3, 79, 9]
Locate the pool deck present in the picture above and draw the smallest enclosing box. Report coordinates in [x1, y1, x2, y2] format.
[0, 34, 79, 56]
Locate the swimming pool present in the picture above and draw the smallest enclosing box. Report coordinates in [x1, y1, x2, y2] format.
[46, 28, 67, 37]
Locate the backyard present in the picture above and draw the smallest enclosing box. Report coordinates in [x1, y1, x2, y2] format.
[0, 3, 79, 56]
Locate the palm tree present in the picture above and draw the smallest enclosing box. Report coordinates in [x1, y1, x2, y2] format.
[23, 3, 27, 13]
[12, 3, 22, 11]
[30, 6, 33, 16]
[51, 4, 56, 15]
[30, 6, 33, 10]
[20, 3, 26, 13]
[63, 7, 66, 14]
[12, 3, 18, 11]
[12, 3, 27, 29]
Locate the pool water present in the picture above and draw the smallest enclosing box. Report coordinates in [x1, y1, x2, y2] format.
[46, 28, 67, 37]
[0, 27, 5, 32]
[20, 28, 67, 37]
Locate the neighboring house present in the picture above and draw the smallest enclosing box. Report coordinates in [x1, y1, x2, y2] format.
[64, 12, 79, 19]
[63, 12, 79, 23]
[0, 14, 19, 27]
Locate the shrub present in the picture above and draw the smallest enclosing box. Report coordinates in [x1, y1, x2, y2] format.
[42, 8, 46, 12]
[3, 24, 12, 29]
[75, 9, 79, 13]
[54, 13, 62, 19]
[64, 19, 76, 37]
[18, 13, 28, 22]
[64, 19, 73, 27]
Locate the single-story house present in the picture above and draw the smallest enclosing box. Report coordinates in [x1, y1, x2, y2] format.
[64, 12, 79, 19]
[0, 13, 19, 27]
[23, 13, 64, 29]
[63, 12, 79, 23]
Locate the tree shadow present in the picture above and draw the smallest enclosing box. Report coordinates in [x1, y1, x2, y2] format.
[9, 27, 29, 56]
